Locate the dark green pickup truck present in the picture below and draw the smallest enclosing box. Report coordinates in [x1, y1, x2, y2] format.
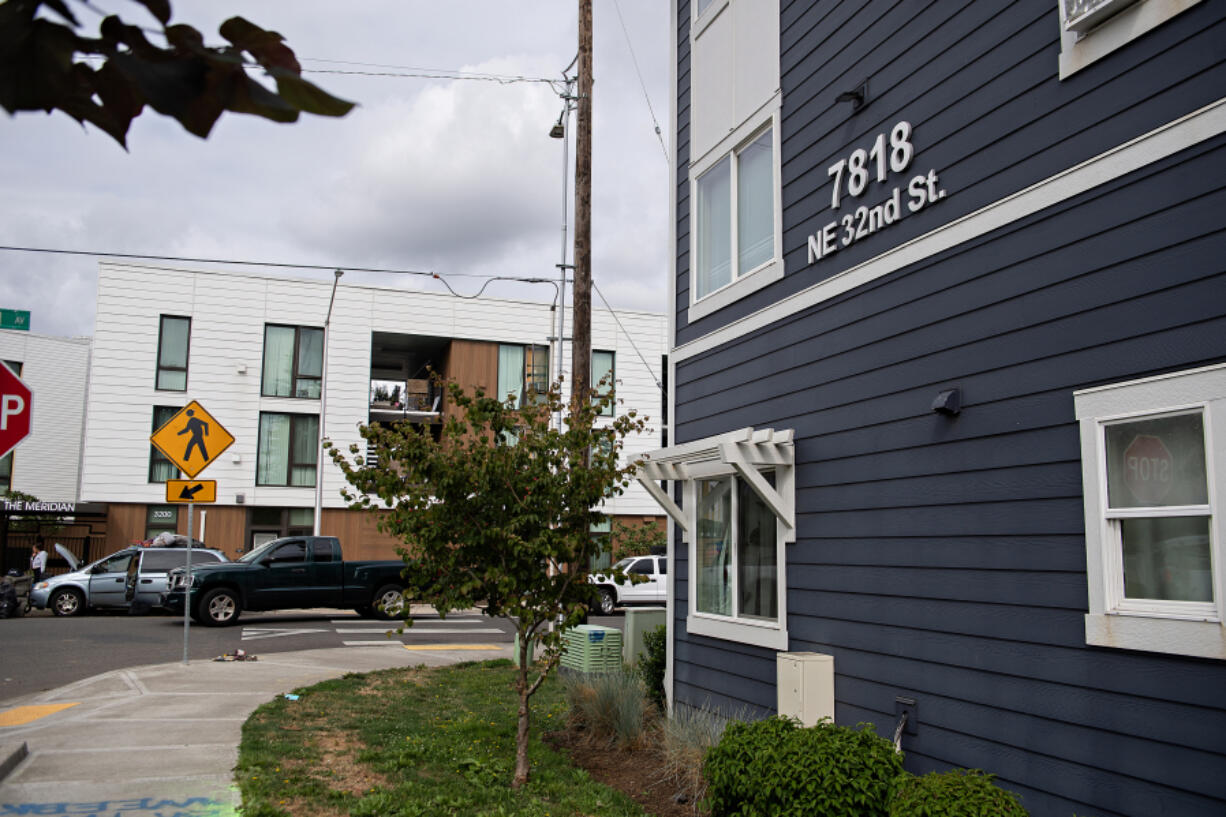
[161, 536, 406, 626]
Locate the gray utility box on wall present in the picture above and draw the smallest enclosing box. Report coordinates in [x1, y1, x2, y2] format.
[623, 607, 666, 666]
[777, 652, 834, 726]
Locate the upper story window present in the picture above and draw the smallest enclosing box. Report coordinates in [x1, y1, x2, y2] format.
[593, 350, 615, 416]
[1075, 363, 1225, 660]
[148, 405, 180, 483]
[156, 315, 190, 391]
[1058, 0, 1204, 79]
[262, 325, 323, 399]
[688, 0, 782, 322]
[256, 412, 318, 487]
[497, 344, 550, 407]
[694, 125, 776, 302]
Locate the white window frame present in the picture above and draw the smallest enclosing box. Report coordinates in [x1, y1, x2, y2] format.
[688, 108, 784, 323]
[1075, 363, 1226, 660]
[638, 427, 794, 650]
[1058, 0, 1204, 80]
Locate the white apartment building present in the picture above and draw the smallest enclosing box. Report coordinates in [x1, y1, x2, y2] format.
[0, 328, 91, 501]
[80, 263, 668, 559]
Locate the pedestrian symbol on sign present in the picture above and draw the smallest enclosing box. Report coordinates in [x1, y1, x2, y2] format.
[178, 409, 210, 463]
[150, 401, 234, 478]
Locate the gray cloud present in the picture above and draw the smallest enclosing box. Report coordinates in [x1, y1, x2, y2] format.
[0, 1, 670, 339]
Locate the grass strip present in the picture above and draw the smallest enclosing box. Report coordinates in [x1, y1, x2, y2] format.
[236, 658, 652, 817]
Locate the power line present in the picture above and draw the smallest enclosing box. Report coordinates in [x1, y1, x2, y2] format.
[592, 280, 664, 396]
[0, 244, 573, 296]
[611, 0, 669, 166]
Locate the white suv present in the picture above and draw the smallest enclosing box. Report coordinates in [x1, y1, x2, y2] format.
[588, 554, 666, 615]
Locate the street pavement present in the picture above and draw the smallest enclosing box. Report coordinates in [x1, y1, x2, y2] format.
[0, 607, 514, 816]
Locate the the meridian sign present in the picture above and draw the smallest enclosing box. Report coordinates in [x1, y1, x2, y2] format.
[807, 120, 948, 264]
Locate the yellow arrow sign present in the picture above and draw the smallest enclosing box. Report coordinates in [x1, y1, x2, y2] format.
[150, 401, 235, 479]
[166, 479, 217, 503]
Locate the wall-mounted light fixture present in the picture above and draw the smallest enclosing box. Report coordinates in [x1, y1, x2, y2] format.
[836, 79, 870, 111]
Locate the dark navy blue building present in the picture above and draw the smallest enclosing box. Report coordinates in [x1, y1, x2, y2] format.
[641, 1, 1226, 814]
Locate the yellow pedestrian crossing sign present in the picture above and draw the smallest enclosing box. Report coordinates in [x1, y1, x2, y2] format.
[150, 401, 234, 479]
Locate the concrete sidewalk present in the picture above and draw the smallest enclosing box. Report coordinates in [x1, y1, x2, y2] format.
[0, 641, 513, 815]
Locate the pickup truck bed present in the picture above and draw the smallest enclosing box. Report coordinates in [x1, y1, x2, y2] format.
[161, 536, 406, 626]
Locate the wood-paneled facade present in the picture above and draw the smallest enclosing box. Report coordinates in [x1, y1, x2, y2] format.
[666, 2, 1226, 815]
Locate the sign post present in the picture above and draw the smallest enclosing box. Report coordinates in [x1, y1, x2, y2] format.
[150, 401, 234, 664]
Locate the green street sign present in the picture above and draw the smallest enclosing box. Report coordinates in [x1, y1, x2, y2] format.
[0, 310, 30, 331]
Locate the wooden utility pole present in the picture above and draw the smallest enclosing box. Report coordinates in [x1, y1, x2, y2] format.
[571, 0, 593, 407]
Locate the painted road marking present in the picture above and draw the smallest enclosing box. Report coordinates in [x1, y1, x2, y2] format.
[0, 702, 79, 727]
[241, 627, 328, 641]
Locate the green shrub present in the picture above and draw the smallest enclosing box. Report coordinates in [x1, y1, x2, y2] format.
[636, 624, 667, 710]
[561, 670, 650, 748]
[889, 769, 1029, 817]
[704, 716, 903, 817]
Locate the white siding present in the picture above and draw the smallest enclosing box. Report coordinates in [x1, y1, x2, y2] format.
[0, 329, 91, 501]
[82, 263, 667, 517]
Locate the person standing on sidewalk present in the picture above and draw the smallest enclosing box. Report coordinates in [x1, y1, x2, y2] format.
[30, 541, 47, 581]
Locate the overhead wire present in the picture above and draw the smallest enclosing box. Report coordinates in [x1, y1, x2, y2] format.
[611, 0, 669, 166]
[592, 280, 665, 396]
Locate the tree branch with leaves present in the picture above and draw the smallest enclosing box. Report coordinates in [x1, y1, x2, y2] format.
[0, 0, 353, 146]
[328, 379, 648, 788]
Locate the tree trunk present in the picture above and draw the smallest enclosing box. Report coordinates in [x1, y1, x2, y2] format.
[512, 647, 532, 788]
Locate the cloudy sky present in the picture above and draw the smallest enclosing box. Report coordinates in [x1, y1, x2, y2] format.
[0, 0, 671, 339]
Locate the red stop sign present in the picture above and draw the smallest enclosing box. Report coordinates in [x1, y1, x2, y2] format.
[0, 362, 32, 460]
[1122, 434, 1173, 505]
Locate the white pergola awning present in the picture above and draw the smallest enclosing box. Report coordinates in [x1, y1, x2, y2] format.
[635, 426, 796, 542]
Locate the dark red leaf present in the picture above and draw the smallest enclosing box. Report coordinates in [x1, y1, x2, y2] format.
[218, 17, 299, 73]
[131, 0, 171, 26]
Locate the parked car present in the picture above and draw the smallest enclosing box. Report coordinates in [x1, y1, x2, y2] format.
[31, 545, 228, 616]
[588, 554, 667, 614]
[161, 535, 406, 626]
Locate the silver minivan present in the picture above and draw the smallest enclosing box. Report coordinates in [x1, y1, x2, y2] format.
[31, 545, 228, 616]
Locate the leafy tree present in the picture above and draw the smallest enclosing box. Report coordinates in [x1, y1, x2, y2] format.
[0, 0, 354, 147]
[328, 379, 647, 788]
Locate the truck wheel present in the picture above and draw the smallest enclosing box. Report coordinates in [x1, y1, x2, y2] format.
[372, 585, 405, 620]
[597, 587, 618, 615]
[199, 588, 242, 626]
[50, 588, 85, 617]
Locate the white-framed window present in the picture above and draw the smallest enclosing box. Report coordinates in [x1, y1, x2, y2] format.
[1075, 363, 1226, 660]
[689, 116, 783, 321]
[262, 324, 323, 399]
[688, 0, 782, 322]
[256, 412, 319, 487]
[1058, 0, 1204, 79]
[593, 350, 615, 416]
[155, 315, 190, 391]
[637, 427, 794, 650]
